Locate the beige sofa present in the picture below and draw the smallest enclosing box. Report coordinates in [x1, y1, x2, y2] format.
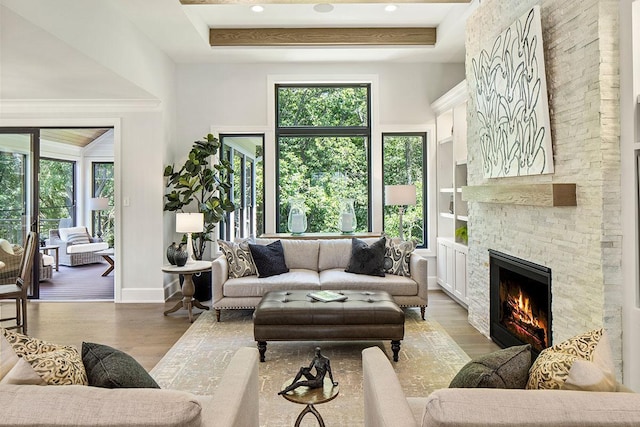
[212, 238, 428, 321]
[0, 347, 259, 427]
[362, 346, 640, 427]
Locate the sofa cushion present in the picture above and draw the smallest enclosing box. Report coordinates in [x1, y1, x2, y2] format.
[1, 329, 87, 386]
[345, 237, 386, 277]
[0, 239, 14, 255]
[66, 242, 109, 254]
[449, 344, 532, 389]
[320, 269, 418, 296]
[218, 238, 257, 278]
[423, 388, 640, 427]
[256, 238, 320, 271]
[82, 342, 160, 389]
[41, 254, 54, 266]
[281, 239, 320, 271]
[249, 240, 289, 278]
[0, 384, 203, 427]
[384, 237, 416, 277]
[527, 328, 616, 391]
[318, 238, 379, 271]
[223, 270, 321, 298]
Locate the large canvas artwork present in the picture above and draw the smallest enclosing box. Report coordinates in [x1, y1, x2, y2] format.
[472, 5, 553, 178]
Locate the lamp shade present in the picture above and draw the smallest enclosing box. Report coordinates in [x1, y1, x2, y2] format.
[89, 197, 109, 211]
[385, 185, 417, 206]
[176, 212, 204, 233]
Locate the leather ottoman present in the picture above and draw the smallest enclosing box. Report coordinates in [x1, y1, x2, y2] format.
[253, 290, 405, 362]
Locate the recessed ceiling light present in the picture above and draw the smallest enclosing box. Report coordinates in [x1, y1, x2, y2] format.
[251, 5, 264, 12]
[384, 4, 398, 12]
[313, 3, 334, 13]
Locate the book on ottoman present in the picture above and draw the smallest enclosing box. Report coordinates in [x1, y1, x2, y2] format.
[308, 291, 348, 302]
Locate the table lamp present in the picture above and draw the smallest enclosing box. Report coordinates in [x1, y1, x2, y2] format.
[89, 197, 109, 238]
[176, 212, 204, 264]
[384, 185, 417, 240]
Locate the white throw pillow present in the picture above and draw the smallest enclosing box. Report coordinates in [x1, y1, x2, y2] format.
[0, 239, 14, 255]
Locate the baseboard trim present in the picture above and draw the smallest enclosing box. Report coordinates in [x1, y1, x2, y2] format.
[119, 287, 167, 303]
[428, 275, 439, 290]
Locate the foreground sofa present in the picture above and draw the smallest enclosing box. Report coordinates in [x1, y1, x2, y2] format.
[212, 237, 428, 321]
[362, 346, 640, 427]
[0, 346, 260, 427]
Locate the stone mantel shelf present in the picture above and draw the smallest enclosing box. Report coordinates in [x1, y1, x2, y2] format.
[461, 183, 577, 207]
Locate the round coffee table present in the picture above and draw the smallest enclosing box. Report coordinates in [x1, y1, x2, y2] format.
[280, 377, 339, 427]
[162, 260, 211, 322]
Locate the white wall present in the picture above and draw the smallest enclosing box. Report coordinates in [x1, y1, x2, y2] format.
[175, 61, 465, 286]
[0, 2, 178, 302]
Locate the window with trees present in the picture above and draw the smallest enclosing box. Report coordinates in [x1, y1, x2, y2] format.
[276, 84, 371, 233]
[0, 151, 27, 244]
[92, 162, 114, 246]
[383, 133, 427, 247]
[39, 158, 76, 238]
[220, 135, 264, 241]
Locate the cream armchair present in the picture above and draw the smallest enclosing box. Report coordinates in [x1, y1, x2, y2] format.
[47, 227, 108, 266]
[0, 239, 23, 284]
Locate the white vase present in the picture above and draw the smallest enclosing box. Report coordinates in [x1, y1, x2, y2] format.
[338, 198, 356, 234]
[287, 198, 307, 234]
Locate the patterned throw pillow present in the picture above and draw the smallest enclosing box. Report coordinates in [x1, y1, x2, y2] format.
[383, 237, 416, 277]
[1, 328, 88, 385]
[526, 328, 616, 391]
[66, 231, 91, 245]
[218, 238, 257, 278]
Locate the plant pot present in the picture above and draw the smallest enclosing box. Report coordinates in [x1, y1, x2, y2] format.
[179, 271, 212, 302]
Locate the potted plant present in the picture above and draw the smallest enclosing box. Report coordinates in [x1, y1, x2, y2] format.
[164, 133, 235, 300]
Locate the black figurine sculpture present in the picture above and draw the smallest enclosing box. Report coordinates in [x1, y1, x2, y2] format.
[278, 347, 338, 395]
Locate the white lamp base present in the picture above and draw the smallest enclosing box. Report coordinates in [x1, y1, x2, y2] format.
[186, 233, 196, 264]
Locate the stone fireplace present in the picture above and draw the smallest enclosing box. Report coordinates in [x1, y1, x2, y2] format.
[464, 0, 622, 374]
[489, 250, 551, 354]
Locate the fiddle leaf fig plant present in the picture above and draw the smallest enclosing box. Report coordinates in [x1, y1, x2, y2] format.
[164, 134, 235, 260]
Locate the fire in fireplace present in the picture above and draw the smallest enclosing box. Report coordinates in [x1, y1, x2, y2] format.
[489, 250, 552, 354]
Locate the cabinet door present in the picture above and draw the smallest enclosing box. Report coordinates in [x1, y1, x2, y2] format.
[437, 242, 451, 291]
[446, 245, 455, 292]
[454, 249, 467, 302]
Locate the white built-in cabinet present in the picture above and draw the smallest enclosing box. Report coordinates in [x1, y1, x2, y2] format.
[432, 80, 468, 307]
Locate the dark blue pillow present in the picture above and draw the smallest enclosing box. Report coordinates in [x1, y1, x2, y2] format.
[345, 237, 386, 277]
[248, 240, 289, 278]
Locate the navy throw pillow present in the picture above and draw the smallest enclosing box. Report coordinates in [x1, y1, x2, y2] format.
[248, 240, 289, 278]
[345, 237, 386, 277]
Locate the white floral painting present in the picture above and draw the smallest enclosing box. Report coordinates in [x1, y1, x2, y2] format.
[472, 5, 553, 178]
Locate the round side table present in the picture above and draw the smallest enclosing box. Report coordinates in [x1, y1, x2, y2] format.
[280, 377, 339, 427]
[162, 260, 211, 323]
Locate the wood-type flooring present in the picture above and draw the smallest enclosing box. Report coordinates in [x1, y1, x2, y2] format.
[1, 290, 498, 371]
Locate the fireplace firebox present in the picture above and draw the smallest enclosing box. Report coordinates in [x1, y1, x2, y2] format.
[489, 250, 552, 354]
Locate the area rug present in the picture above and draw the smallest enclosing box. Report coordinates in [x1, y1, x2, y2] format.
[150, 308, 470, 427]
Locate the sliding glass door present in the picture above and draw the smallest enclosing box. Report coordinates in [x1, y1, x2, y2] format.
[0, 130, 40, 298]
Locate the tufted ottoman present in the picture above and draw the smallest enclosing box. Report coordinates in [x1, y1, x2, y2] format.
[253, 290, 405, 362]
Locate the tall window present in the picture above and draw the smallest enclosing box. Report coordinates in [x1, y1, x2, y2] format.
[276, 84, 371, 233]
[220, 135, 264, 241]
[39, 158, 75, 237]
[92, 162, 114, 246]
[383, 133, 427, 247]
[0, 152, 27, 243]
